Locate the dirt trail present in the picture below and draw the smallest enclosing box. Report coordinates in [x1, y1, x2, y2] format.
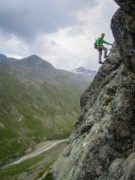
[4, 139, 67, 168]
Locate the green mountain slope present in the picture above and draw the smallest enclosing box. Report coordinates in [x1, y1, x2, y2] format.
[0, 55, 94, 165]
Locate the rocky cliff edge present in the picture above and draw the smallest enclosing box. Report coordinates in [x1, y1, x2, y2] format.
[53, 0, 135, 179]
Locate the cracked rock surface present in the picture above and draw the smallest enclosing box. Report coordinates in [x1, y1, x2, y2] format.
[53, 1, 135, 179]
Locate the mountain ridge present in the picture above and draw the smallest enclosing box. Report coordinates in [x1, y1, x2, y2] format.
[0, 54, 17, 64]
[0, 53, 95, 166]
[16, 55, 55, 70]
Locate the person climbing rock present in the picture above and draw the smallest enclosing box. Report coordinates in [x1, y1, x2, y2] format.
[96, 33, 113, 64]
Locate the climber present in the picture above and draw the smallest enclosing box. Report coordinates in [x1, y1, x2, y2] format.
[96, 33, 113, 64]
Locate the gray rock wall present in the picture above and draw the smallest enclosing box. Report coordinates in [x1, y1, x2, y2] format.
[111, 0, 135, 78]
[53, 0, 135, 179]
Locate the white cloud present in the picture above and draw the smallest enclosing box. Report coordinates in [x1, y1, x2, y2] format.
[0, 0, 118, 71]
[0, 30, 29, 57]
[44, 55, 79, 70]
[38, 0, 118, 70]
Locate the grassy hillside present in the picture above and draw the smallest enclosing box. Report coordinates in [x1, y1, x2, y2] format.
[0, 62, 91, 165]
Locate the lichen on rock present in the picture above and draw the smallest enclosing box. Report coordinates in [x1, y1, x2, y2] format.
[53, 1, 135, 179]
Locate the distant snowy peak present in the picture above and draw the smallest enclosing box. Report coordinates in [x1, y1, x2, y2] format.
[72, 67, 97, 77]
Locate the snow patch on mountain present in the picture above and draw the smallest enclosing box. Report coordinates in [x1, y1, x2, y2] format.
[72, 67, 97, 77]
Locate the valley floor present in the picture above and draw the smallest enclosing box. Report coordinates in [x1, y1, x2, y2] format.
[4, 139, 67, 168]
[0, 140, 67, 180]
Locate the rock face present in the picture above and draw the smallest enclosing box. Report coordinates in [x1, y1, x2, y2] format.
[53, 1, 135, 179]
[111, 0, 135, 78]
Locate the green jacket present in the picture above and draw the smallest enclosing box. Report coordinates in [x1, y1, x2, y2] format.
[96, 37, 112, 47]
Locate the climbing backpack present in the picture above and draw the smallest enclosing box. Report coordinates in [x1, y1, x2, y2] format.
[94, 39, 97, 49]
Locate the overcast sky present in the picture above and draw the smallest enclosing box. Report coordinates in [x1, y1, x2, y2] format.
[0, 0, 118, 71]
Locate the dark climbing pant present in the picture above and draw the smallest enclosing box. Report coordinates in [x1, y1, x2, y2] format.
[97, 46, 107, 63]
